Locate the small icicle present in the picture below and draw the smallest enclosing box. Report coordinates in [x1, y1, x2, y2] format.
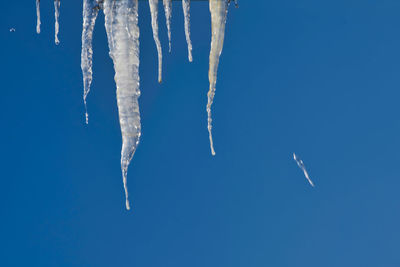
[293, 153, 315, 187]
[149, 0, 163, 83]
[104, 0, 141, 210]
[182, 0, 192, 62]
[81, 0, 99, 124]
[36, 0, 41, 34]
[207, 0, 229, 156]
[162, 0, 172, 52]
[54, 0, 61, 45]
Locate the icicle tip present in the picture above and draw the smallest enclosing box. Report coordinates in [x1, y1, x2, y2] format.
[209, 138, 216, 156]
[126, 200, 131, 210]
[208, 125, 216, 156]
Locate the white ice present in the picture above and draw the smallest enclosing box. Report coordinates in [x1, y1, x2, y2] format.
[81, 0, 100, 124]
[54, 0, 60, 45]
[36, 0, 41, 34]
[35, 0, 235, 209]
[207, 0, 229, 156]
[104, 0, 141, 210]
[182, 0, 193, 62]
[162, 0, 172, 52]
[149, 0, 163, 83]
[293, 153, 315, 187]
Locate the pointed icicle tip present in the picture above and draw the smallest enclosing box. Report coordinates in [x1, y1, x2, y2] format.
[103, 0, 141, 211]
[122, 169, 131, 210]
[54, 0, 61, 45]
[209, 135, 216, 156]
[207, 0, 229, 156]
[182, 0, 193, 62]
[36, 0, 41, 34]
[81, 0, 99, 125]
[149, 0, 163, 83]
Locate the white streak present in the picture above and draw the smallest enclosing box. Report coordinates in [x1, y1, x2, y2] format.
[149, 0, 163, 83]
[104, 0, 141, 210]
[293, 153, 315, 187]
[54, 0, 60, 45]
[162, 0, 172, 52]
[81, 0, 99, 124]
[36, 0, 41, 34]
[182, 0, 192, 62]
[207, 0, 229, 156]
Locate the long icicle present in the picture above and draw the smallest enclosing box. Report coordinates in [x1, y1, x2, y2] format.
[54, 0, 61, 45]
[149, 0, 163, 83]
[207, 0, 229, 156]
[182, 0, 193, 62]
[162, 0, 172, 52]
[36, 0, 41, 34]
[81, 0, 99, 124]
[104, 0, 141, 210]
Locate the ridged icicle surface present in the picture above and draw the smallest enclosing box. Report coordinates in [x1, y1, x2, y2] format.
[104, 0, 141, 210]
[182, 0, 193, 62]
[36, 0, 41, 34]
[81, 0, 99, 124]
[207, 0, 229, 156]
[54, 0, 60, 45]
[149, 0, 163, 83]
[162, 0, 172, 52]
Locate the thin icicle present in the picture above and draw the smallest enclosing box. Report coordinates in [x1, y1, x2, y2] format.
[207, 0, 229, 156]
[54, 0, 60, 45]
[182, 0, 192, 62]
[104, 0, 141, 210]
[162, 0, 172, 52]
[36, 0, 41, 34]
[293, 153, 315, 187]
[81, 0, 99, 124]
[149, 0, 163, 83]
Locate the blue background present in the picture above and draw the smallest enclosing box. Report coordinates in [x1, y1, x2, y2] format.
[1, 1, 400, 266]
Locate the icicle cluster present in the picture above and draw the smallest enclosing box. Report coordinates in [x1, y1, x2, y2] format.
[36, 0, 232, 210]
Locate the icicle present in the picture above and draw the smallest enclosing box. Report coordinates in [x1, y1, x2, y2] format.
[54, 0, 61, 45]
[182, 0, 193, 62]
[81, 0, 99, 124]
[104, 0, 141, 210]
[293, 153, 315, 187]
[149, 0, 163, 83]
[207, 0, 229, 156]
[36, 0, 41, 34]
[162, 0, 172, 52]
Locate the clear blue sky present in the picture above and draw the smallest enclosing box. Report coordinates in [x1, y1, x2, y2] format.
[1, 1, 400, 266]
